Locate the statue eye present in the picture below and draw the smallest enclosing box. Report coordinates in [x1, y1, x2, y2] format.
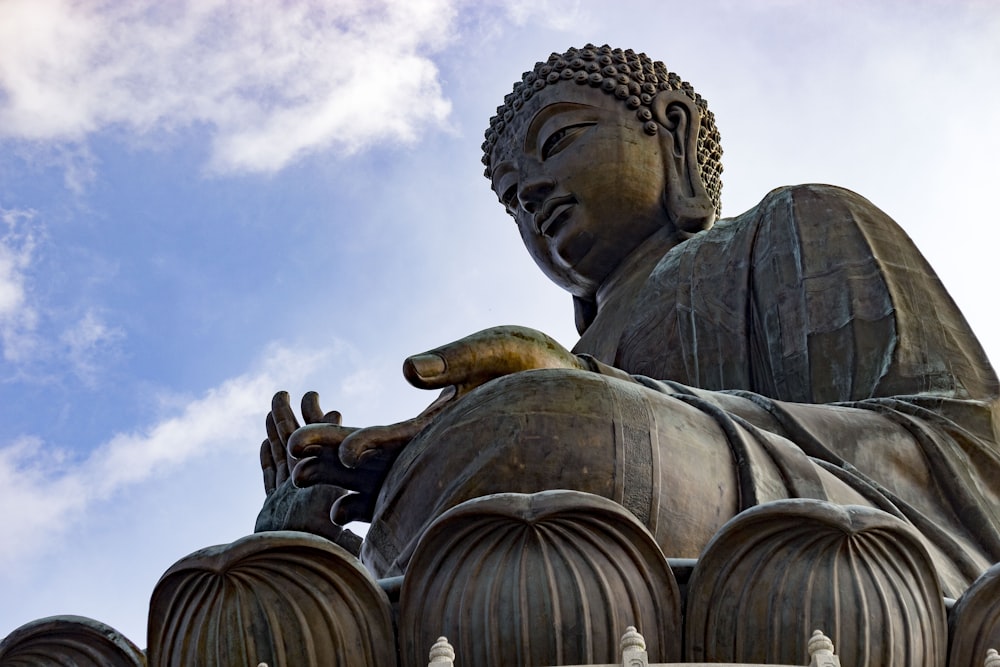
[541, 122, 595, 160]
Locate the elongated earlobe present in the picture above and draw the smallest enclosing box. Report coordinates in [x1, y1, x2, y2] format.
[651, 91, 716, 233]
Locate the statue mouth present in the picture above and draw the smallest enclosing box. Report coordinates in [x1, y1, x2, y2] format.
[536, 195, 576, 237]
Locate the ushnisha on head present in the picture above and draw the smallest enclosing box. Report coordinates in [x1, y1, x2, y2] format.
[482, 44, 723, 221]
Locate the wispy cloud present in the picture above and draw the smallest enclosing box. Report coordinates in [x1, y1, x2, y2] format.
[499, 0, 586, 30]
[0, 436, 85, 567]
[60, 310, 126, 387]
[0, 342, 335, 569]
[0, 207, 40, 363]
[0, 208, 124, 382]
[0, 0, 459, 175]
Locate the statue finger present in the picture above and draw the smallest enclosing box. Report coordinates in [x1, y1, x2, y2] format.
[266, 412, 289, 487]
[339, 418, 426, 468]
[403, 325, 580, 390]
[287, 422, 357, 461]
[289, 423, 392, 496]
[331, 491, 377, 525]
[301, 391, 325, 424]
[270, 391, 300, 444]
[403, 349, 450, 389]
[260, 438, 277, 495]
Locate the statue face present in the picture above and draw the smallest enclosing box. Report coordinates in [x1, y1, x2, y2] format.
[490, 84, 670, 297]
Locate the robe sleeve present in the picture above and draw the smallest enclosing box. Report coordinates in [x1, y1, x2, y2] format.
[617, 184, 999, 403]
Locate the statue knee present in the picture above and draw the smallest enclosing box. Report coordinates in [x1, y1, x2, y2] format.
[365, 369, 640, 575]
[411, 368, 629, 483]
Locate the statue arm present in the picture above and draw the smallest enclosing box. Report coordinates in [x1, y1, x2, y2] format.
[333, 326, 588, 468]
[258, 326, 586, 525]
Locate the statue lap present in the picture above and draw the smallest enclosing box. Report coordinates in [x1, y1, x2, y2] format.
[364, 368, 880, 578]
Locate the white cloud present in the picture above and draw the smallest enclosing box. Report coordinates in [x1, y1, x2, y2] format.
[0, 209, 122, 378]
[0, 0, 459, 174]
[0, 207, 39, 362]
[499, 0, 586, 30]
[0, 437, 85, 564]
[60, 310, 126, 387]
[0, 342, 335, 569]
[0, 209, 33, 318]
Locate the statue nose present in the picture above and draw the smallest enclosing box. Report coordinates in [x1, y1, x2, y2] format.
[518, 175, 555, 214]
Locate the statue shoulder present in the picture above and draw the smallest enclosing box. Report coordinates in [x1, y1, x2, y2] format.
[710, 183, 908, 268]
[678, 183, 898, 268]
[748, 183, 894, 224]
[697, 184, 895, 251]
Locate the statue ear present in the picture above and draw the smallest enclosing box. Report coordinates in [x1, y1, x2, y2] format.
[650, 91, 716, 233]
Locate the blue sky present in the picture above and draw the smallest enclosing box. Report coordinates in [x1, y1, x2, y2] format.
[1, 0, 998, 648]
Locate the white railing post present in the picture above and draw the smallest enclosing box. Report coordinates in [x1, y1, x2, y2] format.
[807, 629, 840, 667]
[619, 626, 649, 666]
[428, 636, 455, 666]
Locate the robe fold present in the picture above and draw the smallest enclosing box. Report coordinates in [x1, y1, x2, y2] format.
[366, 184, 1000, 595]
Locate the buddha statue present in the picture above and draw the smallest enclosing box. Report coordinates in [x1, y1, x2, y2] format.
[256, 45, 1000, 606]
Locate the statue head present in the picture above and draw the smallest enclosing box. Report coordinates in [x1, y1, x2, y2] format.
[484, 45, 722, 302]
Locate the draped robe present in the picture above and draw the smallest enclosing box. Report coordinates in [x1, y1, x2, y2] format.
[364, 184, 1000, 596]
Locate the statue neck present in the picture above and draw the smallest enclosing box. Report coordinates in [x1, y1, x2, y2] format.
[595, 224, 684, 312]
[573, 224, 685, 362]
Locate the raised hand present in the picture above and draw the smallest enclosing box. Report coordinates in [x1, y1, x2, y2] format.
[264, 327, 582, 525]
[261, 390, 395, 525]
[260, 391, 346, 492]
[255, 391, 365, 551]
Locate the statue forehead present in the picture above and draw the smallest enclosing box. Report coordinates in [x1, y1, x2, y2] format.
[491, 81, 596, 166]
[488, 83, 636, 177]
[482, 46, 677, 179]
